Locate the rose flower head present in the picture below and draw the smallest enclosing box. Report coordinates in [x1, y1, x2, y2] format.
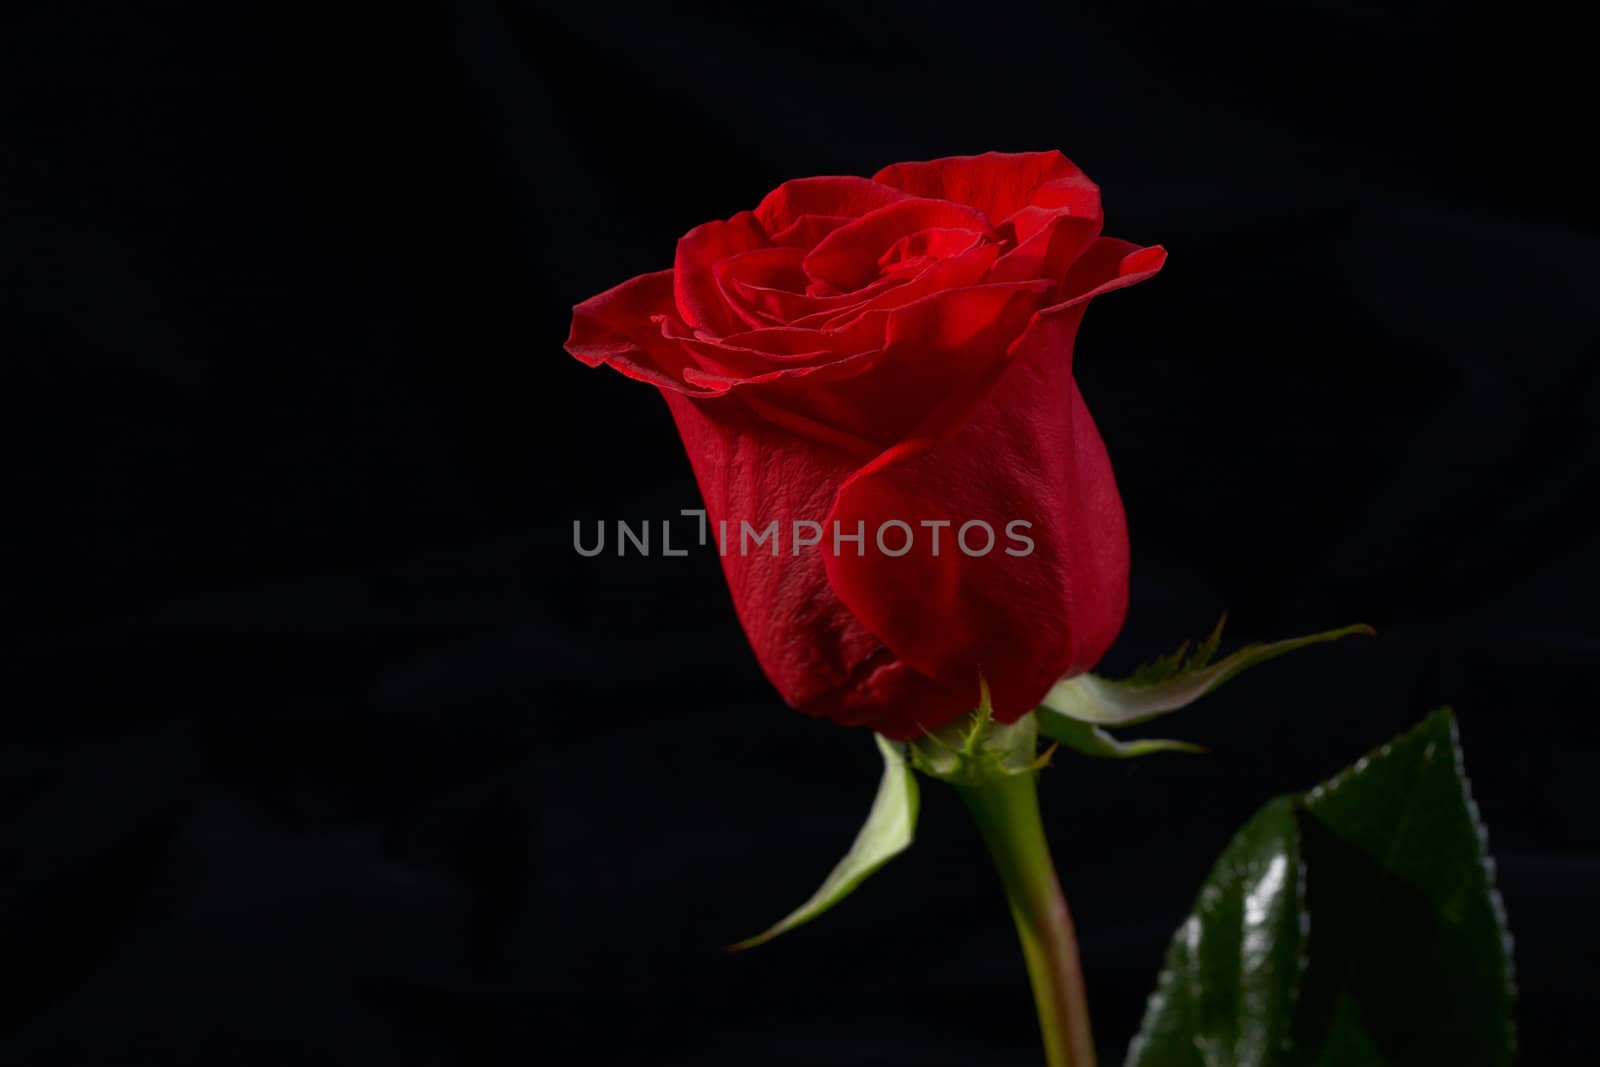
[567, 151, 1164, 738]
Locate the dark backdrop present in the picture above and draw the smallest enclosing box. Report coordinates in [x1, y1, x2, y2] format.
[5, 2, 1594, 1064]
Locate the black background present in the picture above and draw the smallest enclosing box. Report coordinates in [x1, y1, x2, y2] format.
[5, 1, 1595, 1064]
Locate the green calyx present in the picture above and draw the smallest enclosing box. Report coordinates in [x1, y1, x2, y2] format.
[910, 678, 1056, 786]
[732, 616, 1374, 949]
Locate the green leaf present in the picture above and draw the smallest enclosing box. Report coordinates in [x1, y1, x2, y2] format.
[1042, 620, 1374, 729]
[1127, 710, 1516, 1066]
[1126, 797, 1305, 1067]
[1290, 709, 1516, 1065]
[730, 734, 919, 950]
[1037, 713, 1207, 760]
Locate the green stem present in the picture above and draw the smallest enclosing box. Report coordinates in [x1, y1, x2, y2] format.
[957, 771, 1096, 1067]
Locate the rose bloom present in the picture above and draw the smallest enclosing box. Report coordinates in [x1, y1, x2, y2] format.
[567, 151, 1164, 739]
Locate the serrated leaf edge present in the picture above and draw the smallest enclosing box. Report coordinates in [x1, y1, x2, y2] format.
[1126, 708, 1515, 1065]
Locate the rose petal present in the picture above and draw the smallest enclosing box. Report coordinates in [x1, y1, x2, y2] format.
[731, 266, 906, 325]
[1025, 173, 1103, 217]
[670, 311, 885, 374]
[659, 389, 913, 715]
[766, 213, 853, 248]
[989, 209, 1101, 286]
[820, 243, 1166, 727]
[566, 269, 718, 394]
[674, 211, 766, 335]
[790, 240, 1000, 331]
[873, 150, 1090, 226]
[739, 280, 1052, 448]
[796, 648, 966, 736]
[754, 175, 911, 234]
[1051, 237, 1167, 305]
[822, 306, 1125, 726]
[802, 198, 994, 293]
[712, 246, 808, 329]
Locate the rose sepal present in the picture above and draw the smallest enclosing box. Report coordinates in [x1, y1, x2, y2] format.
[909, 678, 1056, 786]
[729, 732, 919, 950]
[1039, 715, 1207, 760]
[1035, 616, 1374, 756]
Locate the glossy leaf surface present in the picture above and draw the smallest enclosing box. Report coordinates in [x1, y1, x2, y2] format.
[1290, 709, 1516, 1065]
[1126, 797, 1304, 1066]
[1128, 710, 1515, 1065]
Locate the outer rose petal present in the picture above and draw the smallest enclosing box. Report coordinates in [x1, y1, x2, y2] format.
[658, 389, 957, 731]
[753, 175, 911, 234]
[873, 151, 1091, 226]
[1054, 236, 1166, 306]
[822, 243, 1166, 729]
[566, 269, 712, 394]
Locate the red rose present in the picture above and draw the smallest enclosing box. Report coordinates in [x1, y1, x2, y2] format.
[567, 151, 1164, 739]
